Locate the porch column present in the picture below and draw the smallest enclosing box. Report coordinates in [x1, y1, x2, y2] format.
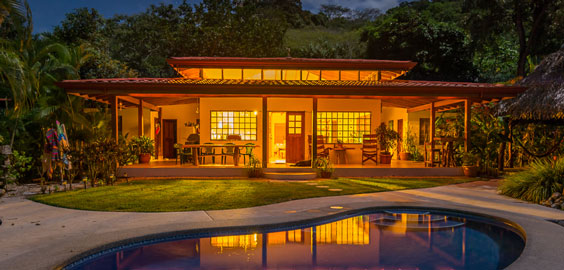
[312, 97, 318, 166]
[110, 95, 119, 144]
[464, 99, 471, 152]
[430, 101, 435, 149]
[262, 97, 268, 168]
[158, 107, 163, 159]
[138, 99, 144, 136]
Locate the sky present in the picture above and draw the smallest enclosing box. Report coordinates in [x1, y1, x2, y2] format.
[28, 0, 405, 34]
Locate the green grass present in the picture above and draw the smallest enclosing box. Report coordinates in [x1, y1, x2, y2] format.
[31, 177, 474, 212]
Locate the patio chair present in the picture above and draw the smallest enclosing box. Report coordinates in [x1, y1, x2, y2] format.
[316, 135, 331, 160]
[221, 142, 236, 164]
[424, 141, 442, 167]
[361, 134, 379, 164]
[200, 142, 216, 164]
[174, 144, 192, 165]
[241, 143, 255, 165]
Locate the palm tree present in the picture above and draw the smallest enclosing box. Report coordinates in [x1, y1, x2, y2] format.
[0, 0, 23, 25]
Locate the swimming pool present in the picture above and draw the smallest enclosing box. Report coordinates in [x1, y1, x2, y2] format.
[64, 208, 525, 270]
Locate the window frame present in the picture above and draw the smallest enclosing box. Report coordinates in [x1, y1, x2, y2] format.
[210, 110, 258, 141]
[317, 111, 372, 144]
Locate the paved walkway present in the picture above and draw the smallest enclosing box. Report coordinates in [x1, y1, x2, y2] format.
[1, 180, 564, 270]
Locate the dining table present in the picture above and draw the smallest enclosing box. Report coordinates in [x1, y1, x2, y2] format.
[182, 144, 259, 166]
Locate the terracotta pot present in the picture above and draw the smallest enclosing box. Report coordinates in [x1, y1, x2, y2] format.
[139, 153, 151, 164]
[399, 152, 411, 161]
[379, 154, 393, 164]
[463, 166, 478, 177]
[319, 171, 332, 178]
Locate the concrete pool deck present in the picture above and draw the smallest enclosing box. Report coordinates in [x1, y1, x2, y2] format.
[1, 179, 564, 270]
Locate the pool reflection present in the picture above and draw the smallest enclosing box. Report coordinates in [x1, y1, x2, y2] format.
[76, 211, 524, 270]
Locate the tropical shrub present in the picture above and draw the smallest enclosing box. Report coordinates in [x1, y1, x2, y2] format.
[245, 154, 263, 178]
[499, 157, 564, 203]
[130, 136, 154, 155]
[7, 151, 33, 184]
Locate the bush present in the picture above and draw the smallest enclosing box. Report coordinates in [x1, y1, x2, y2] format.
[7, 151, 33, 184]
[314, 157, 334, 178]
[499, 158, 564, 203]
[245, 154, 263, 178]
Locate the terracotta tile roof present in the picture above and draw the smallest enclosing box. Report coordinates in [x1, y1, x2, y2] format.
[60, 77, 510, 88]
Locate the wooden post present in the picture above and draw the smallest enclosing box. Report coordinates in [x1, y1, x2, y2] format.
[262, 97, 268, 168]
[138, 99, 144, 136]
[110, 96, 118, 144]
[430, 101, 435, 149]
[464, 99, 471, 152]
[158, 107, 163, 159]
[312, 97, 318, 167]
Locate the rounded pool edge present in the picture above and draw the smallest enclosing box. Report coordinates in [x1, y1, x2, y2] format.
[57, 206, 528, 270]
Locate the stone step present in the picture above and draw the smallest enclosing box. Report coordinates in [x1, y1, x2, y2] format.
[264, 172, 317, 180]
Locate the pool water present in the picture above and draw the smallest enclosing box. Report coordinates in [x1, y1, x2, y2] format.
[66, 209, 525, 270]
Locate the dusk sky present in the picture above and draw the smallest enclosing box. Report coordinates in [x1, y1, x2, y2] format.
[28, 0, 405, 34]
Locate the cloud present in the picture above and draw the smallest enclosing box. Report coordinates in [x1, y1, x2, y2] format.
[302, 0, 405, 12]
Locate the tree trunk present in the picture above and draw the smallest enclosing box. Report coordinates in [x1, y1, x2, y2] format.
[498, 140, 506, 172]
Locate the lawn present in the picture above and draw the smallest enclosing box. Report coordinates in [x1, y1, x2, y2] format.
[31, 177, 474, 212]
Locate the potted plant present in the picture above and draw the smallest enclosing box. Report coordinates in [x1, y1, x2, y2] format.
[400, 128, 417, 161]
[314, 157, 334, 178]
[132, 136, 154, 164]
[374, 123, 400, 164]
[245, 154, 263, 178]
[462, 152, 478, 177]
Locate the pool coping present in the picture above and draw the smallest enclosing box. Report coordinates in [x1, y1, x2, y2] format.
[2, 183, 564, 270]
[54, 202, 560, 270]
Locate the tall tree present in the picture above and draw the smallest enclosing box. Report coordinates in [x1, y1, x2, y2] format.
[464, 0, 564, 77]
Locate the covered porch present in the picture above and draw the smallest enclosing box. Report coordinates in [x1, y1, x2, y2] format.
[56, 57, 525, 177]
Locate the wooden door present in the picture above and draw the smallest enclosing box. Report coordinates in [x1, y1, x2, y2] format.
[397, 119, 403, 158]
[163, 119, 177, 159]
[286, 112, 305, 163]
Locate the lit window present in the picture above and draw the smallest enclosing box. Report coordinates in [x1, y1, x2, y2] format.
[282, 69, 300, 80]
[320, 70, 339, 80]
[302, 70, 320, 80]
[360, 71, 378, 81]
[211, 111, 257, 141]
[243, 69, 262, 80]
[223, 69, 242, 80]
[340, 70, 359, 81]
[202, 68, 222, 79]
[263, 69, 281, 80]
[317, 112, 371, 144]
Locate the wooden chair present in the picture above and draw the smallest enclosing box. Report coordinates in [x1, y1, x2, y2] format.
[200, 142, 216, 164]
[221, 142, 236, 164]
[424, 141, 442, 167]
[241, 143, 255, 165]
[361, 134, 379, 164]
[174, 144, 193, 165]
[316, 135, 331, 160]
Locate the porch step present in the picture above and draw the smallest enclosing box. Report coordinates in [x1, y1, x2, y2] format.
[264, 172, 317, 181]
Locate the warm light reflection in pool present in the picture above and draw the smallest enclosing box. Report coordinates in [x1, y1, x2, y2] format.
[67, 210, 525, 270]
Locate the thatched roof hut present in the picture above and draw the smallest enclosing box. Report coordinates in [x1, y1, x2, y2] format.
[498, 46, 564, 122]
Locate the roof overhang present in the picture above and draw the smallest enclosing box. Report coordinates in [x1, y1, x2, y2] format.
[167, 57, 418, 70]
[56, 78, 526, 110]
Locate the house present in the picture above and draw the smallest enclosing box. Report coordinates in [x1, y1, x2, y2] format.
[56, 57, 524, 176]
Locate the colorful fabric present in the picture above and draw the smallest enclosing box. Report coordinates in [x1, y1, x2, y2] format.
[45, 128, 59, 162]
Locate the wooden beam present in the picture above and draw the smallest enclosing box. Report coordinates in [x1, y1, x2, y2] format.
[118, 95, 158, 111]
[464, 99, 471, 152]
[138, 100, 144, 136]
[407, 99, 465, 113]
[312, 97, 318, 167]
[430, 102, 435, 150]
[262, 97, 268, 168]
[109, 96, 119, 143]
[158, 107, 163, 159]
